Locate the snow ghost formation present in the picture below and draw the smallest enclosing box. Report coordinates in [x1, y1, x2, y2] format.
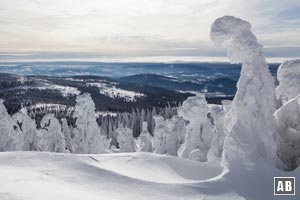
[139, 122, 153, 152]
[274, 95, 300, 170]
[38, 114, 66, 152]
[13, 111, 38, 151]
[116, 126, 136, 152]
[178, 93, 213, 162]
[72, 93, 110, 154]
[211, 16, 279, 170]
[276, 59, 300, 105]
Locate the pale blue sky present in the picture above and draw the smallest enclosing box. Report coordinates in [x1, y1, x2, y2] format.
[0, 0, 299, 62]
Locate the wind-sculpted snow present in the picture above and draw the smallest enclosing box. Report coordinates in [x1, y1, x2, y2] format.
[211, 16, 279, 170]
[276, 59, 300, 104]
[275, 95, 300, 170]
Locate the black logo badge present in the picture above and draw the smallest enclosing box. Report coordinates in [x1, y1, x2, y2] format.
[274, 177, 295, 195]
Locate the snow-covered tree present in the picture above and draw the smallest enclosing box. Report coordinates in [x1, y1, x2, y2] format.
[275, 95, 300, 170]
[152, 115, 168, 154]
[38, 114, 65, 152]
[116, 126, 136, 152]
[166, 116, 185, 156]
[211, 16, 279, 170]
[72, 93, 110, 153]
[178, 93, 213, 162]
[139, 122, 153, 152]
[13, 111, 38, 151]
[61, 118, 73, 153]
[276, 59, 300, 105]
[170, 115, 186, 145]
[0, 99, 17, 151]
[207, 105, 225, 161]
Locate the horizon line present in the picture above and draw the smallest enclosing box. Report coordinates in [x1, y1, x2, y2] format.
[0, 56, 298, 64]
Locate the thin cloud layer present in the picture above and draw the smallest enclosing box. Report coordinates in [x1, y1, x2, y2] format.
[0, 0, 299, 60]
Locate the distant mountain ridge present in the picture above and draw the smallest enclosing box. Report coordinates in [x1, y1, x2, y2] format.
[118, 74, 237, 97]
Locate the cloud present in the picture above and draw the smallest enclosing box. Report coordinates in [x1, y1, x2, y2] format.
[0, 0, 299, 59]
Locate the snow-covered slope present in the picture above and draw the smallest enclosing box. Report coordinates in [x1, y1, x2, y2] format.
[0, 151, 299, 200]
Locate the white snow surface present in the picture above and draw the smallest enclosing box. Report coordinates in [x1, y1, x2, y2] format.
[0, 151, 299, 200]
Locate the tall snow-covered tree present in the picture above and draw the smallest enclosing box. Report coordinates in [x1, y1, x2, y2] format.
[72, 93, 110, 153]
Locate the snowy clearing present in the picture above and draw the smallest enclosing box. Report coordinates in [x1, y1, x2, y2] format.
[87, 82, 145, 102]
[22, 83, 80, 97]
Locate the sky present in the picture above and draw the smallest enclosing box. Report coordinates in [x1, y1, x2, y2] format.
[0, 0, 299, 62]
